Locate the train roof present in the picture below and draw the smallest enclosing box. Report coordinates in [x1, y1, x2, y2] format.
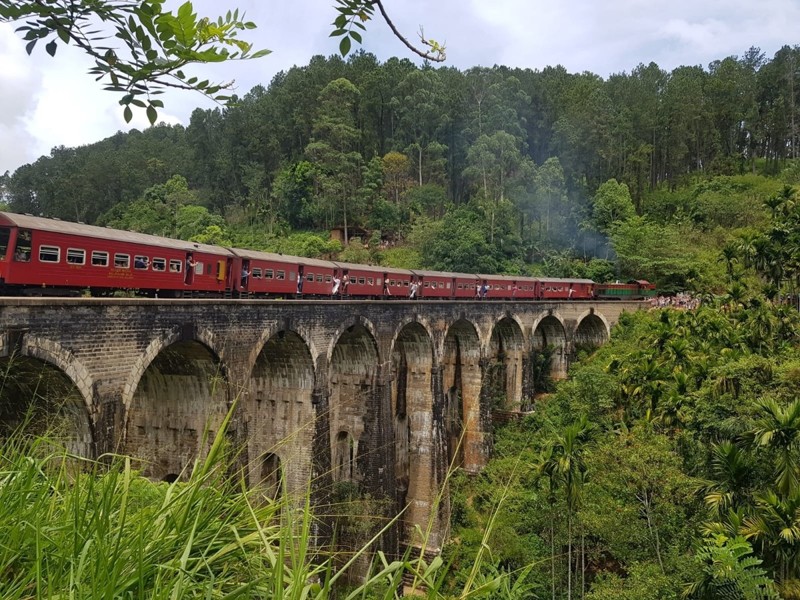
[411, 269, 478, 279]
[0, 212, 235, 256]
[331, 261, 412, 276]
[537, 277, 595, 284]
[477, 273, 529, 282]
[230, 248, 336, 269]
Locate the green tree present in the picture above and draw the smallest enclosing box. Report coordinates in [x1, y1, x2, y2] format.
[305, 78, 364, 241]
[592, 179, 636, 233]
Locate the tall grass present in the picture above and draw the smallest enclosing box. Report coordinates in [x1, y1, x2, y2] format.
[0, 406, 529, 599]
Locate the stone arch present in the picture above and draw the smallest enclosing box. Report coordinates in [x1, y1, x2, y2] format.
[0, 338, 94, 458]
[121, 327, 227, 411]
[532, 312, 569, 385]
[486, 316, 526, 411]
[124, 338, 229, 481]
[574, 310, 611, 349]
[247, 329, 315, 498]
[390, 321, 437, 549]
[328, 322, 380, 485]
[247, 324, 319, 377]
[442, 319, 484, 474]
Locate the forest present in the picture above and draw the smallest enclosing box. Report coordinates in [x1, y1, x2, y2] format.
[3, 45, 800, 291]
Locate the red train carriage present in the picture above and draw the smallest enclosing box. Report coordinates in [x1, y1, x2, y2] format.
[332, 261, 385, 298]
[409, 269, 458, 299]
[450, 272, 481, 299]
[380, 267, 414, 297]
[0, 212, 233, 296]
[536, 277, 594, 300]
[232, 249, 337, 297]
[476, 274, 538, 300]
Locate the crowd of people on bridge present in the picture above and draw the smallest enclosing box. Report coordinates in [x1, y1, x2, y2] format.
[651, 292, 701, 310]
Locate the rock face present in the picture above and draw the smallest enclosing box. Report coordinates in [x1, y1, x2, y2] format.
[0, 297, 639, 554]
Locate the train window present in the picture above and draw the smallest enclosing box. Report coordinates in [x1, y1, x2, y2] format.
[265, 269, 274, 279]
[389, 280, 395, 286]
[325, 275, 332, 283]
[404, 281, 409, 287]
[276, 270, 285, 280]
[354, 277, 362, 285]
[252, 268, 262, 279]
[0, 227, 9, 260]
[306, 273, 314, 282]
[290, 271, 296, 281]
[169, 259, 182, 273]
[66, 248, 85, 265]
[152, 258, 166, 272]
[205, 263, 211, 275]
[377, 278, 382, 286]
[424, 281, 430, 288]
[134, 255, 149, 269]
[316, 274, 323, 283]
[114, 254, 130, 269]
[367, 277, 374, 285]
[39, 245, 60, 263]
[91, 251, 109, 266]
[447, 282, 451, 289]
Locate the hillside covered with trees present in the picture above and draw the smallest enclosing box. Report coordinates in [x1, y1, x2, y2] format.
[3, 45, 800, 290]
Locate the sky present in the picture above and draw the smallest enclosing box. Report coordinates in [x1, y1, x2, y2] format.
[1, 0, 799, 176]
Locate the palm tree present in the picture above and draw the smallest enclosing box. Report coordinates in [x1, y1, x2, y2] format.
[747, 398, 800, 498]
[539, 417, 593, 600]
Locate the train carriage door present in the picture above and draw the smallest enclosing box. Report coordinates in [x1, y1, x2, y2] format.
[240, 259, 250, 291]
[184, 253, 196, 285]
[12, 229, 31, 264]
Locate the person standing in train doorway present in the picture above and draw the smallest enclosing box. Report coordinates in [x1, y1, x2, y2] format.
[296, 266, 304, 297]
[184, 253, 197, 285]
[332, 273, 341, 297]
[409, 279, 419, 299]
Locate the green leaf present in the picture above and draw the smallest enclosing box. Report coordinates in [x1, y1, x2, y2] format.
[339, 35, 351, 57]
[123, 105, 133, 123]
[350, 31, 362, 43]
[146, 104, 157, 125]
[45, 40, 57, 56]
[56, 28, 69, 43]
[24, 39, 36, 55]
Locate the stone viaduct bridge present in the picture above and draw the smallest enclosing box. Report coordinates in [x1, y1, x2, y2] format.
[0, 298, 641, 554]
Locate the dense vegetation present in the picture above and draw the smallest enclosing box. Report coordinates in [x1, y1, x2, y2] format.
[446, 188, 800, 599]
[4, 46, 800, 288]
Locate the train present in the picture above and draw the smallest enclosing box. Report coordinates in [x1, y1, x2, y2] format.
[0, 212, 656, 301]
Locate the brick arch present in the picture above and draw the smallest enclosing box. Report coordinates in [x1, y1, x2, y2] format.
[574, 309, 611, 345]
[121, 327, 227, 410]
[481, 313, 527, 356]
[389, 317, 436, 362]
[247, 329, 316, 497]
[390, 320, 437, 549]
[326, 316, 380, 366]
[22, 336, 96, 418]
[442, 318, 484, 474]
[531, 311, 569, 381]
[122, 330, 229, 481]
[247, 323, 319, 377]
[485, 316, 526, 411]
[327, 320, 380, 485]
